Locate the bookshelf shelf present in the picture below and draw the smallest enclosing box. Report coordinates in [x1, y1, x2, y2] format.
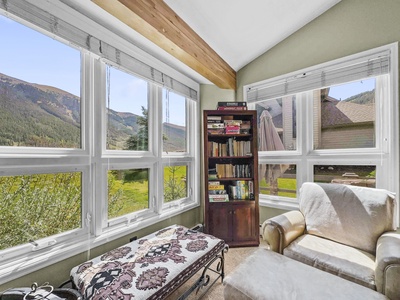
[203, 109, 260, 247]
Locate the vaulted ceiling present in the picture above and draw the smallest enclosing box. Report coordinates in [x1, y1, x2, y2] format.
[89, 0, 341, 89]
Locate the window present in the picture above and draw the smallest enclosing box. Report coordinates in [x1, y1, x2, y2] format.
[0, 3, 199, 284]
[163, 165, 188, 202]
[107, 168, 149, 219]
[0, 172, 82, 251]
[163, 89, 187, 153]
[0, 15, 81, 149]
[313, 79, 376, 150]
[246, 44, 398, 210]
[106, 66, 149, 151]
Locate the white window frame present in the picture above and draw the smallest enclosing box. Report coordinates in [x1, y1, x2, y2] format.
[245, 43, 399, 225]
[0, 2, 200, 284]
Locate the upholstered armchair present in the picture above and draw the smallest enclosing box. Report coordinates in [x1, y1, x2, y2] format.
[261, 182, 400, 300]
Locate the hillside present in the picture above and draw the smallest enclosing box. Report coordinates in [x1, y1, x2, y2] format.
[0, 73, 185, 150]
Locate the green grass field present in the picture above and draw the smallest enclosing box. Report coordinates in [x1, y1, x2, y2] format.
[108, 166, 187, 218]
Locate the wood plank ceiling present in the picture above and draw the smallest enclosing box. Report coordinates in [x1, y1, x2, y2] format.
[92, 0, 236, 89]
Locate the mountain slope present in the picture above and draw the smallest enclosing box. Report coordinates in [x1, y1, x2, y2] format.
[0, 73, 185, 149]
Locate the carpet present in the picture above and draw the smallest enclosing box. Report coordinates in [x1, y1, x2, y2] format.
[166, 238, 269, 300]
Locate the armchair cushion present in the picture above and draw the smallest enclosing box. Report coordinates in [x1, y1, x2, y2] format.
[261, 210, 305, 253]
[375, 231, 400, 299]
[299, 183, 396, 254]
[284, 234, 376, 289]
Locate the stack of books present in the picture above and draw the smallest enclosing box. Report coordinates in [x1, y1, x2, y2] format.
[217, 101, 247, 111]
[208, 181, 229, 202]
[207, 116, 224, 134]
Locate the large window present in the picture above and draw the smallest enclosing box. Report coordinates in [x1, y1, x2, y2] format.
[246, 44, 398, 210]
[0, 15, 81, 149]
[0, 5, 199, 284]
[106, 66, 149, 151]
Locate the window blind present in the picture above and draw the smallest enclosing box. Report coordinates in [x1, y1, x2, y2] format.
[0, 0, 198, 101]
[247, 49, 391, 103]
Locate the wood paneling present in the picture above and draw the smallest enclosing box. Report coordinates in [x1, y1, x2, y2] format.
[92, 0, 236, 89]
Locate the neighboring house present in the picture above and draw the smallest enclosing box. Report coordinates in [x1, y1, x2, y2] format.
[318, 91, 375, 149]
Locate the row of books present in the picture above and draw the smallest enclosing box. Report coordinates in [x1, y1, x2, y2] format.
[208, 139, 252, 157]
[229, 180, 254, 200]
[208, 180, 254, 202]
[208, 181, 229, 202]
[207, 117, 251, 135]
[216, 101, 248, 111]
[215, 163, 252, 178]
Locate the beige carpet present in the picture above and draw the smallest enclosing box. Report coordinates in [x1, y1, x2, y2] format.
[166, 238, 269, 300]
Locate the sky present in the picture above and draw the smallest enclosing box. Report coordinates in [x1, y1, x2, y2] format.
[328, 78, 375, 100]
[0, 14, 186, 126]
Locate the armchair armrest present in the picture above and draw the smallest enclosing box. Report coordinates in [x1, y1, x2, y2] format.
[375, 231, 400, 300]
[261, 210, 305, 254]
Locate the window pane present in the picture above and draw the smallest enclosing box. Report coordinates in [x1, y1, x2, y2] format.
[0, 16, 81, 148]
[313, 79, 376, 150]
[256, 96, 297, 151]
[0, 172, 82, 251]
[314, 165, 376, 187]
[164, 165, 187, 202]
[108, 169, 149, 219]
[106, 66, 149, 151]
[163, 89, 186, 152]
[259, 164, 296, 198]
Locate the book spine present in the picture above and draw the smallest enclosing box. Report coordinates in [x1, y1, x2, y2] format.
[218, 101, 247, 107]
[217, 106, 248, 111]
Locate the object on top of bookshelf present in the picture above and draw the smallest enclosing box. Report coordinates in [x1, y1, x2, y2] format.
[217, 101, 247, 111]
[218, 101, 247, 107]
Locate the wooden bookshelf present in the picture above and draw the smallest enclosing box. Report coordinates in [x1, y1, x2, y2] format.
[203, 110, 259, 247]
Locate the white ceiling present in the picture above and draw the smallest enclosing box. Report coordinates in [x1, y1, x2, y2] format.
[164, 0, 341, 71]
[60, 0, 341, 85]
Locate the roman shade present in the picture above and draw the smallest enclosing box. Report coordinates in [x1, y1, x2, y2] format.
[247, 48, 391, 102]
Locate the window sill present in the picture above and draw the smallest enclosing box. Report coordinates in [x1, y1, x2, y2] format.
[259, 197, 299, 211]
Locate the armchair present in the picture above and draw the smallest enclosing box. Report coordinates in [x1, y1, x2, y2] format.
[262, 182, 400, 300]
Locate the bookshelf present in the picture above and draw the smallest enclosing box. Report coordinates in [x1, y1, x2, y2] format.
[203, 109, 259, 247]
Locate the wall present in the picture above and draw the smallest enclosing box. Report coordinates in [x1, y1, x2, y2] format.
[0, 208, 200, 291]
[236, 0, 400, 222]
[237, 0, 400, 100]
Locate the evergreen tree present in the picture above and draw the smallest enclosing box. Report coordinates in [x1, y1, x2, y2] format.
[125, 106, 148, 151]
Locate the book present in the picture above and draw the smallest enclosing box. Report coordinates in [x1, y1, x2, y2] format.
[217, 101, 247, 107]
[207, 123, 224, 128]
[208, 184, 225, 190]
[207, 116, 222, 121]
[217, 106, 248, 111]
[209, 194, 229, 202]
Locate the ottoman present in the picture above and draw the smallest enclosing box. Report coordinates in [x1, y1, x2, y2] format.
[223, 249, 388, 300]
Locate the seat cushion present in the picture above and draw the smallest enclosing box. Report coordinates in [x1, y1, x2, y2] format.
[284, 234, 376, 290]
[299, 182, 396, 253]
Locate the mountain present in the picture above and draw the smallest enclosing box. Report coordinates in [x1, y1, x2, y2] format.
[0, 73, 185, 150]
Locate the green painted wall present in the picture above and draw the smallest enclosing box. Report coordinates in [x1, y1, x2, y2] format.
[237, 0, 400, 100]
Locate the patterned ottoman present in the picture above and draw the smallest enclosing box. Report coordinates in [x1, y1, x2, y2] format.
[70, 225, 227, 300]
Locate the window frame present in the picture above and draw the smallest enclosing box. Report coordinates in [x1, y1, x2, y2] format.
[0, 4, 200, 284]
[245, 43, 399, 221]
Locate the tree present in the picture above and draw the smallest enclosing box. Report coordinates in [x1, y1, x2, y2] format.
[164, 166, 186, 202]
[125, 106, 148, 151]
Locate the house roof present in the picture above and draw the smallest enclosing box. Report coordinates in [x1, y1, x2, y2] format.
[321, 96, 375, 128]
